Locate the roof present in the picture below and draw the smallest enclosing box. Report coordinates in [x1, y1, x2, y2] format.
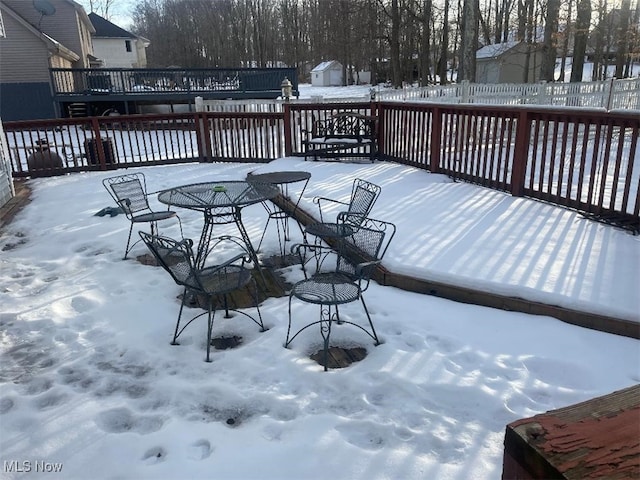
[476, 41, 521, 59]
[89, 12, 135, 38]
[311, 61, 342, 72]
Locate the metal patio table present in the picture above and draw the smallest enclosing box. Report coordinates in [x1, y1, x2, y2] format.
[157, 181, 279, 273]
[247, 171, 311, 258]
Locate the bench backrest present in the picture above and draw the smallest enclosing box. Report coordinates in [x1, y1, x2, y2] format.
[316, 112, 376, 140]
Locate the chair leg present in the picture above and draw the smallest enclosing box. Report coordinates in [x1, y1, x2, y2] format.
[320, 305, 333, 372]
[123, 222, 135, 259]
[206, 296, 215, 363]
[175, 215, 184, 239]
[360, 296, 380, 345]
[285, 294, 294, 347]
[249, 277, 265, 331]
[172, 288, 189, 345]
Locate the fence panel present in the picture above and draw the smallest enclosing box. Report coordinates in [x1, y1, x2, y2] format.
[4, 114, 202, 177]
[436, 107, 518, 191]
[379, 78, 639, 111]
[377, 103, 432, 169]
[524, 110, 640, 221]
[202, 112, 285, 162]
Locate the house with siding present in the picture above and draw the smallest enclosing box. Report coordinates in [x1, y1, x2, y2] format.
[0, 0, 94, 120]
[88, 12, 149, 68]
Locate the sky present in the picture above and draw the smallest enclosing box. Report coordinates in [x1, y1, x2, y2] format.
[0, 156, 638, 480]
[76, 0, 135, 29]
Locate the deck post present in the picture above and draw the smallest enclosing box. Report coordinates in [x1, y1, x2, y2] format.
[283, 102, 293, 156]
[429, 107, 441, 174]
[511, 109, 530, 197]
[195, 112, 212, 161]
[90, 117, 107, 170]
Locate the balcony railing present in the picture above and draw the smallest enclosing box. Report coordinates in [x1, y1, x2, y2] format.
[3, 102, 638, 233]
[50, 67, 299, 99]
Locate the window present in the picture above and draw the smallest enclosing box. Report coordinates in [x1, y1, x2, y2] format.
[125, 40, 131, 52]
[0, 10, 5, 38]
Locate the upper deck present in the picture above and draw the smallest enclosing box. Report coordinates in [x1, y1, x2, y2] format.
[50, 67, 299, 103]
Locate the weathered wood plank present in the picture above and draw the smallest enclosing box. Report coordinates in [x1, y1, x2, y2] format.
[503, 384, 640, 479]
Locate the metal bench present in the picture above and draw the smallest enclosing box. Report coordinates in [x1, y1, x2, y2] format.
[303, 112, 377, 163]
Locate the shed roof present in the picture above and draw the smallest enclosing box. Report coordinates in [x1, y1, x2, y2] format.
[476, 41, 521, 59]
[311, 60, 342, 72]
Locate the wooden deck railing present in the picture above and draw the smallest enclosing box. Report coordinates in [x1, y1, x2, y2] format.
[375, 102, 639, 230]
[3, 102, 638, 231]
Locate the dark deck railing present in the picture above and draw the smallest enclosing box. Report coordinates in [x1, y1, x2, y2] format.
[50, 67, 299, 101]
[3, 102, 638, 232]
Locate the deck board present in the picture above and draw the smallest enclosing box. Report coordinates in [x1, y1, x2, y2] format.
[502, 384, 640, 479]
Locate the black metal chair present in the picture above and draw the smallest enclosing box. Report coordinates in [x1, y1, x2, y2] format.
[303, 178, 382, 275]
[286, 217, 396, 371]
[139, 232, 266, 362]
[313, 178, 381, 228]
[103, 173, 182, 259]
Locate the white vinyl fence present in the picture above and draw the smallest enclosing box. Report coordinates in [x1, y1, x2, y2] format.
[196, 77, 640, 112]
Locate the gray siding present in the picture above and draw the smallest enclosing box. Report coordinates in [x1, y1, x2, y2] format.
[0, 83, 56, 120]
[2, 0, 91, 67]
[0, 7, 51, 82]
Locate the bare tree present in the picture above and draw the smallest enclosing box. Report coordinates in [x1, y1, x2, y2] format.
[437, 1, 450, 83]
[458, 0, 479, 81]
[557, 0, 573, 82]
[85, 0, 119, 19]
[390, 0, 403, 86]
[571, 0, 591, 82]
[615, 0, 631, 78]
[540, 0, 560, 81]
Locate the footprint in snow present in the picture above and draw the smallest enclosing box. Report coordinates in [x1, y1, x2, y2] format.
[0, 397, 15, 414]
[142, 446, 167, 464]
[335, 421, 386, 451]
[71, 295, 100, 313]
[187, 439, 213, 460]
[95, 407, 164, 434]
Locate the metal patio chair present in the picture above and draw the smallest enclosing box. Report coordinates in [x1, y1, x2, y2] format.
[302, 178, 382, 275]
[313, 177, 381, 228]
[102, 173, 182, 259]
[139, 232, 266, 362]
[286, 217, 396, 371]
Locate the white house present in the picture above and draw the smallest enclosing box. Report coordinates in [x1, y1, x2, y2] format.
[311, 61, 343, 86]
[88, 12, 149, 68]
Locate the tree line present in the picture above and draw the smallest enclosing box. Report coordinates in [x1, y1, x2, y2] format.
[120, 0, 640, 86]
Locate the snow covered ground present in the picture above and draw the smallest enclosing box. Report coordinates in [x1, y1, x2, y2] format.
[0, 157, 638, 479]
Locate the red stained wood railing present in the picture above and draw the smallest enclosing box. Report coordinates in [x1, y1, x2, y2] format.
[3, 102, 638, 231]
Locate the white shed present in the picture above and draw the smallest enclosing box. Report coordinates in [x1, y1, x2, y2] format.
[0, 119, 15, 210]
[311, 61, 343, 86]
[476, 41, 543, 84]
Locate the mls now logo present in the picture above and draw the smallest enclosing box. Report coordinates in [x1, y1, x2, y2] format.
[4, 460, 63, 473]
